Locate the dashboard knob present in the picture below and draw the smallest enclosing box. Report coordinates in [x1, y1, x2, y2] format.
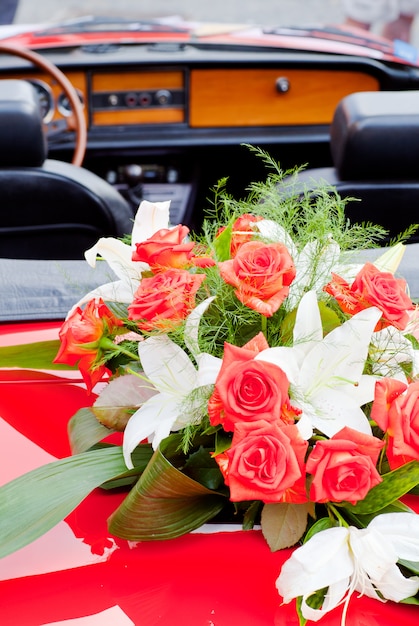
[276, 77, 290, 93]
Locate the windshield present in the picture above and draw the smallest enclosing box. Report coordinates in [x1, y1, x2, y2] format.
[2, 1, 419, 52]
[2, 1, 345, 29]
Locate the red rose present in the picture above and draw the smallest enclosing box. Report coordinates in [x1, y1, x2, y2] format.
[132, 224, 195, 271]
[215, 419, 308, 503]
[306, 426, 384, 505]
[128, 269, 206, 331]
[370, 377, 407, 433]
[324, 262, 414, 330]
[54, 298, 123, 393]
[218, 240, 296, 317]
[372, 378, 419, 469]
[208, 339, 300, 431]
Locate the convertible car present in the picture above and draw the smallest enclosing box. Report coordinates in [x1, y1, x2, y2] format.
[0, 8, 419, 626]
[0, 14, 419, 258]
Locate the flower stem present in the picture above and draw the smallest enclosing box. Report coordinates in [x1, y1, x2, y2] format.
[99, 337, 139, 361]
[261, 314, 267, 336]
[327, 503, 349, 527]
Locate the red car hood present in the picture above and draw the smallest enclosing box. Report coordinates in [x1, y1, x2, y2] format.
[0, 16, 417, 66]
[0, 321, 418, 626]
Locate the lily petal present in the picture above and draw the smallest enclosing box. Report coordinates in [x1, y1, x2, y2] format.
[85, 237, 145, 279]
[258, 294, 380, 438]
[373, 242, 406, 274]
[308, 387, 372, 436]
[123, 393, 180, 467]
[138, 335, 198, 396]
[369, 512, 419, 561]
[184, 296, 216, 358]
[276, 526, 353, 603]
[255, 345, 302, 385]
[256, 219, 298, 257]
[130, 199, 171, 248]
[195, 352, 222, 386]
[301, 578, 350, 623]
[293, 289, 323, 347]
[300, 306, 381, 392]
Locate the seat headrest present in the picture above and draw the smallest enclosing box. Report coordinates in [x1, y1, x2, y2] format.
[0, 79, 47, 166]
[331, 90, 419, 180]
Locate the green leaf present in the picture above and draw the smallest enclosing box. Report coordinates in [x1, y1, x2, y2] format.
[261, 502, 311, 551]
[0, 446, 128, 558]
[68, 408, 115, 454]
[0, 340, 75, 370]
[213, 221, 232, 261]
[341, 461, 419, 515]
[400, 595, 419, 605]
[101, 444, 154, 490]
[183, 446, 224, 490]
[108, 442, 227, 541]
[243, 500, 263, 530]
[214, 428, 232, 455]
[303, 516, 337, 543]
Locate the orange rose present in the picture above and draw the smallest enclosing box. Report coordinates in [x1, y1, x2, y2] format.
[218, 240, 296, 316]
[372, 378, 419, 469]
[132, 224, 195, 271]
[306, 427, 384, 505]
[215, 419, 308, 503]
[208, 338, 300, 431]
[324, 262, 414, 330]
[128, 269, 206, 331]
[230, 213, 263, 256]
[54, 298, 123, 393]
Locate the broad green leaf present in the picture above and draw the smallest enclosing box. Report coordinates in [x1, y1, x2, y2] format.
[399, 558, 419, 576]
[108, 443, 226, 541]
[341, 461, 419, 515]
[344, 498, 414, 529]
[0, 446, 128, 559]
[261, 502, 311, 551]
[68, 408, 116, 454]
[101, 444, 154, 490]
[0, 340, 75, 370]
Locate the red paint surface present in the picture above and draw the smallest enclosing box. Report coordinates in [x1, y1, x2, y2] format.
[0, 323, 418, 626]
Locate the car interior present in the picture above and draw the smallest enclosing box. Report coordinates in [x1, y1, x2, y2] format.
[0, 28, 419, 262]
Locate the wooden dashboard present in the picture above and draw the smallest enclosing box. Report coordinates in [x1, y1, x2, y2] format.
[0, 65, 380, 130]
[189, 68, 379, 127]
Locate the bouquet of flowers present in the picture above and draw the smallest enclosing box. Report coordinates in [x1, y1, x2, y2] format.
[1, 150, 419, 624]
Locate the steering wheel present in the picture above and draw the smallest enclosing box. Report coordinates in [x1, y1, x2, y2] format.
[0, 42, 87, 166]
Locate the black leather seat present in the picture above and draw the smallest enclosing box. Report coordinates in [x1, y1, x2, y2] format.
[295, 90, 419, 242]
[0, 79, 134, 259]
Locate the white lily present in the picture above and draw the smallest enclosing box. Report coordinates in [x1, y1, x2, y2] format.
[72, 200, 171, 309]
[370, 326, 414, 379]
[276, 512, 419, 624]
[257, 223, 407, 312]
[123, 334, 221, 468]
[255, 290, 380, 439]
[257, 220, 358, 310]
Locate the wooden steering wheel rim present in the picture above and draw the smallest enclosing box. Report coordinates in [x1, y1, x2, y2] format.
[0, 42, 87, 166]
